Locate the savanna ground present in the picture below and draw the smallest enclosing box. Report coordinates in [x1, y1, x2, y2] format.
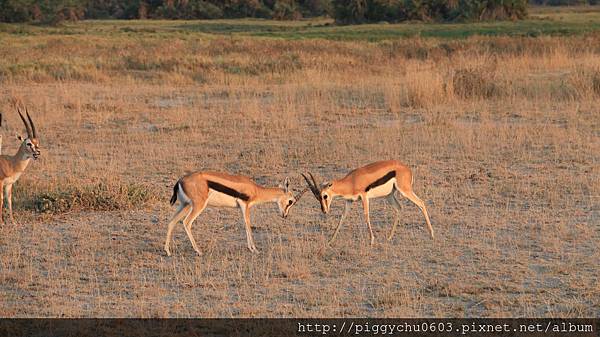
[0, 6, 599, 317]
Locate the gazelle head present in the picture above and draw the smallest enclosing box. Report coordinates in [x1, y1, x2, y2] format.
[16, 108, 40, 160]
[302, 172, 333, 214]
[277, 177, 307, 219]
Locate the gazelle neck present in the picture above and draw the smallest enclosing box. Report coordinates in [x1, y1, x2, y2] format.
[254, 186, 284, 204]
[9, 144, 32, 173]
[328, 180, 359, 201]
[328, 180, 345, 197]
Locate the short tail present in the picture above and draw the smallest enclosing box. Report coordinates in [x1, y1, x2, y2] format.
[170, 180, 180, 206]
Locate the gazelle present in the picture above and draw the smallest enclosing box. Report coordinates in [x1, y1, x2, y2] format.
[0, 108, 41, 225]
[302, 160, 434, 245]
[165, 171, 307, 256]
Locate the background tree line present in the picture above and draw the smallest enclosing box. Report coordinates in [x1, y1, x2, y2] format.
[8, 0, 594, 24]
[0, 0, 327, 22]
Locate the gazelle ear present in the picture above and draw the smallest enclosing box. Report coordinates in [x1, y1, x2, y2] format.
[283, 177, 290, 192]
[16, 134, 23, 141]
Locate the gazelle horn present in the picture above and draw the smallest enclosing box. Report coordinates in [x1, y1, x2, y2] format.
[26, 108, 36, 138]
[294, 188, 309, 203]
[301, 172, 321, 201]
[17, 107, 32, 139]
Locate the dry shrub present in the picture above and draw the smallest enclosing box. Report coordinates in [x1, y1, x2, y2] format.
[452, 68, 502, 99]
[568, 68, 600, 98]
[593, 72, 600, 95]
[14, 179, 158, 214]
[403, 71, 446, 108]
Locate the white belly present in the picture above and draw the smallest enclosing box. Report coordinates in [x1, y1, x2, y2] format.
[3, 173, 22, 185]
[366, 178, 396, 199]
[206, 190, 239, 208]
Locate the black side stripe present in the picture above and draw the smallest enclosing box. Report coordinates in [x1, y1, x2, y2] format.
[207, 180, 250, 201]
[365, 171, 396, 192]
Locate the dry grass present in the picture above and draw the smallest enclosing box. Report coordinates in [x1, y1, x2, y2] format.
[0, 21, 598, 318]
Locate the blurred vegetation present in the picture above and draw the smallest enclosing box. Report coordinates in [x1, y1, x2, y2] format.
[0, 0, 537, 24]
[2, 6, 600, 41]
[0, 0, 332, 22]
[332, 0, 527, 23]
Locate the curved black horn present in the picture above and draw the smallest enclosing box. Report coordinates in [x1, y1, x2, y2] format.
[308, 172, 321, 191]
[17, 107, 32, 138]
[26, 108, 36, 138]
[301, 173, 321, 201]
[294, 188, 309, 203]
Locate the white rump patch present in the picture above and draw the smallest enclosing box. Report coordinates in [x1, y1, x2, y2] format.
[177, 182, 191, 204]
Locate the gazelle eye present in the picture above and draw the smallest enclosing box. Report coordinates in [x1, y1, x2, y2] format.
[323, 195, 328, 200]
[288, 200, 293, 205]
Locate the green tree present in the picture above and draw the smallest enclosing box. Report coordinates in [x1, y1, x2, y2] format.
[333, 0, 367, 23]
[0, 0, 84, 23]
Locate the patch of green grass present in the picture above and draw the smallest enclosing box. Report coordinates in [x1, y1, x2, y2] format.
[243, 13, 600, 40]
[2, 6, 600, 41]
[14, 179, 159, 214]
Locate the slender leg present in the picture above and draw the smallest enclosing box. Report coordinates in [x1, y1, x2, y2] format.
[164, 203, 192, 256]
[400, 190, 434, 240]
[328, 200, 352, 245]
[6, 184, 14, 225]
[361, 195, 375, 245]
[386, 193, 402, 241]
[0, 182, 4, 225]
[181, 200, 208, 256]
[239, 201, 258, 253]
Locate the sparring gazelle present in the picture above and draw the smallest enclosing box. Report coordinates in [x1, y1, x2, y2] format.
[302, 160, 434, 245]
[165, 171, 307, 256]
[0, 108, 41, 225]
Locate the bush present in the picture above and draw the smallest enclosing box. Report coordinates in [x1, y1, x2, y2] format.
[333, 0, 526, 23]
[0, 0, 33, 22]
[273, 1, 302, 19]
[0, 0, 526, 22]
[567, 68, 600, 99]
[194, 1, 224, 19]
[301, 0, 333, 16]
[0, 0, 85, 24]
[333, 0, 367, 24]
[15, 179, 158, 214]
[452, 68, 502, 99]
[454, 0, 526, 21]
[365, 0, 406, 22]
[1, 0, 333, 22]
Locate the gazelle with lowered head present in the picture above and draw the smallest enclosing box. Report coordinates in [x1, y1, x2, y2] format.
[0, 108, 41, 225]
[302, 160, 434, 245]
[165, 171, 307, 256]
